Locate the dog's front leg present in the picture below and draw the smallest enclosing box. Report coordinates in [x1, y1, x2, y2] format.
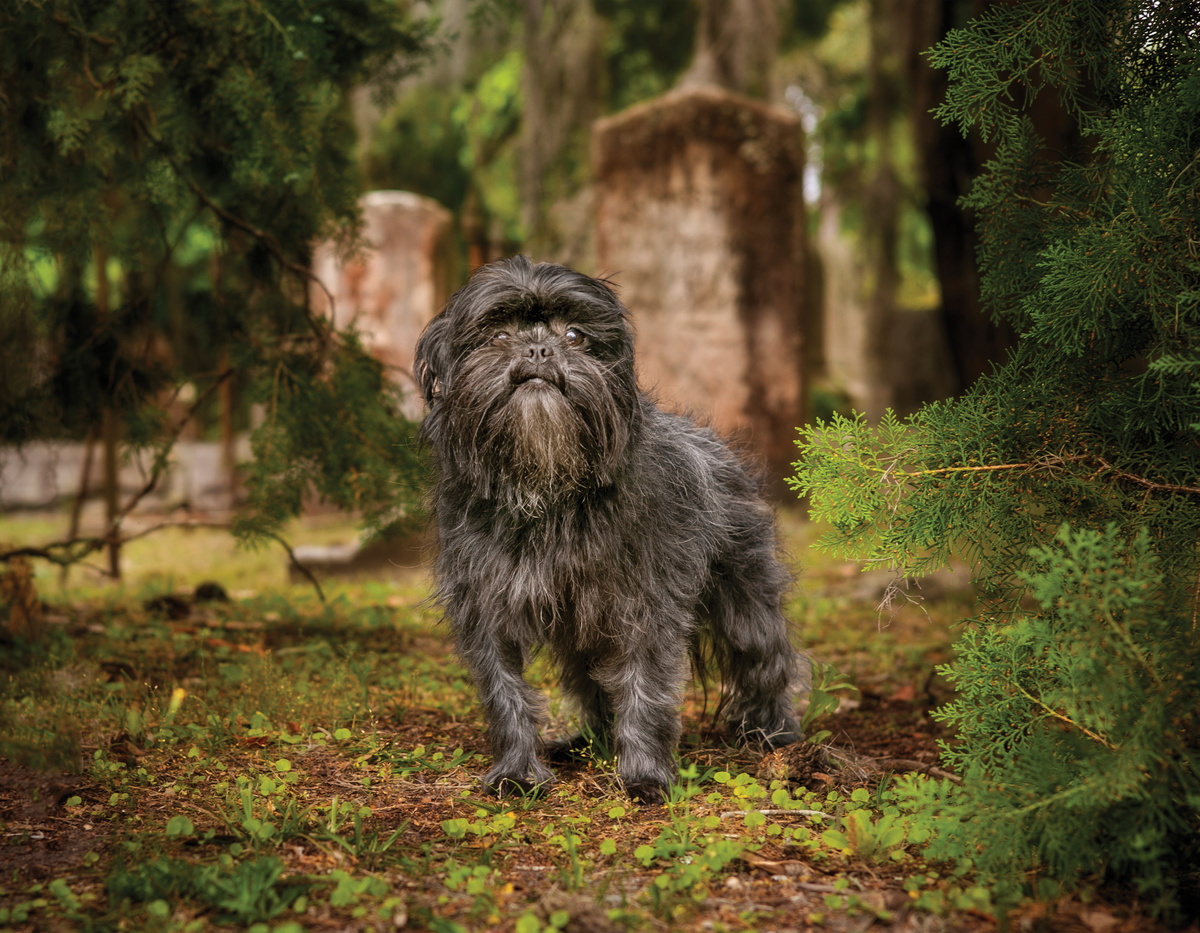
[596, 647, 685, 805]
[460, 634, 554, 796]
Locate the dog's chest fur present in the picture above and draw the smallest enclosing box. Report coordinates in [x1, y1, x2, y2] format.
[435, 414, 728, 651]
[439, 491, 704, 650]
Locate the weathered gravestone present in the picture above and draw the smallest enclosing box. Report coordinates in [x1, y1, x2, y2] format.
[593, 85, 808, 488]
[310, 190, 457, 420]
[301, 190, 455, 575]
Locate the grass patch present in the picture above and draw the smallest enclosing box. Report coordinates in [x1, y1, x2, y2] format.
[0, 508, 1043, 932]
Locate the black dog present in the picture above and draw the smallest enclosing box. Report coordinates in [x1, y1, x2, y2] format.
[414, 256, 804, 804]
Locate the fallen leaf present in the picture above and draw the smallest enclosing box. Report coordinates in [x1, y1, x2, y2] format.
[739, 851, 812, 879]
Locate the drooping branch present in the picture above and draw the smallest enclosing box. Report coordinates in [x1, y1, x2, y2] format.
[111, 368, 237, 526]
[0, 519, 326, 604]
[0, 365, 325, 603]
[179, 172, 335, 344]
[1093, 458, 1200, 497]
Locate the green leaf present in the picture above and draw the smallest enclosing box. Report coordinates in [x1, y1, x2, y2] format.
[165, 815, 195, 837]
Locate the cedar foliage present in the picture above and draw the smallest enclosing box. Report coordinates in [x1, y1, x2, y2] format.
[0, 1, 434, 551]
[792, 0, 1200, 916]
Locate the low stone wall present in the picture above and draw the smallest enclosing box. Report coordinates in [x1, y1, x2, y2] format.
[0, 438, 250, 514]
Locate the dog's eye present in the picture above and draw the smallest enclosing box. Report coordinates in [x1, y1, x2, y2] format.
[491, 333, 510, 346]
[564, 329, 584, 348]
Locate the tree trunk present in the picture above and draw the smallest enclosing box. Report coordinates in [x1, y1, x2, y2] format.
[678, 0, 782, 98]
[908, 0, 1016, 393]
[519, 0, 601, 255]
[95, 240, 121, 579]
[860, 0, 906, 419]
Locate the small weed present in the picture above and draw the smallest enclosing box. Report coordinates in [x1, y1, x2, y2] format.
[632, 765, 744, 920]
[105, 854, 306, 925]
[801, 659, 860, 744]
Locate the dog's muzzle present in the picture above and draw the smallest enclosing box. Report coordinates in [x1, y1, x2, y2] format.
[509, 340, 566, 391]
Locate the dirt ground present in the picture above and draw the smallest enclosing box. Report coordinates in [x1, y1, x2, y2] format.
[0, 516, 1192, 932]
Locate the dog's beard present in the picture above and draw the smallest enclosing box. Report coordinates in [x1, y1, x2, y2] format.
[442, 348, 629, 515]
[493, 380, 587, 510]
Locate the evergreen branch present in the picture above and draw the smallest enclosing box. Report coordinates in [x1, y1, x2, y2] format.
[247, 0, 298, 54]
[1099, 604, 1162, 688]
[1166, 148, 1200, 200]
[179, 173, 335, 344]
[1014, 684, 1116, 750]
[896, 455, 1087, 479]
[873, 452, 1200, 497]
[130, 111, 339, 345]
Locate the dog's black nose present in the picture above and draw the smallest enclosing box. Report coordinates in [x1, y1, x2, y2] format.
[526, 342, 554, 360]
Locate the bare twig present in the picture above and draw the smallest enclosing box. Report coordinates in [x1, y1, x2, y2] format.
[719, 809, 831, 820]
[260, 530, 326, 604]
[1, 519, 326, 604]
[861, 757, 963, 784]
[106, 369, 236, 535]
[0, 411, 222, 572]
[0, 372, 333, 605]
[1093, 458, 1200, 496]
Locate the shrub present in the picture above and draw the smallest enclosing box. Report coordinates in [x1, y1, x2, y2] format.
[793, 0, 1200, 917]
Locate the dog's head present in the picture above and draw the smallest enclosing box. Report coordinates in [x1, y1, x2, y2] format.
[414, 256, 642, 510]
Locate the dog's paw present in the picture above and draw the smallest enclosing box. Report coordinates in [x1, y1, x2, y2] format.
[483, 762, 555, 798]
[623, 779, 670, 806]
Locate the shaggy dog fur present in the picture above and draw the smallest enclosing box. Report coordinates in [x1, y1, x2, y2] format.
[414, 255, 805, 803]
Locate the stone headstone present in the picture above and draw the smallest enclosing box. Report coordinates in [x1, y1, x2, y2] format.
[310, 191, 457, 419]
[593, 86, 808, 487]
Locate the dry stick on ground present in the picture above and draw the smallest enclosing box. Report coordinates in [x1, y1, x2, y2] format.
[862, 757, 962, 784]
[760, 741, 963, 787]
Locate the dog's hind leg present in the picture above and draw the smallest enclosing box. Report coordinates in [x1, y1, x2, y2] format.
[459, 634, 555, 796]
[704, 568, 805, 749]
[543, 651, 613, 762]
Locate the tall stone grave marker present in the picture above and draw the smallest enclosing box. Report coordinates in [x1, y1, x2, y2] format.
[310, 190, 456, 419]
[593, 86, 808, 486]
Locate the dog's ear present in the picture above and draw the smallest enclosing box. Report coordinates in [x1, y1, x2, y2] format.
[414, 311, 454, 408]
